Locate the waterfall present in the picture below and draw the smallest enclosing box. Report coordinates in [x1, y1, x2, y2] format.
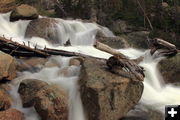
[0, 12, 180, 120]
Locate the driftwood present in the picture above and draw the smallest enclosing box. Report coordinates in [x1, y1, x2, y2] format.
[107, 55, 145, 81]
[0, 36, 145, 81]
[147, 38, 178, 57]
[0, 36, 106, 60]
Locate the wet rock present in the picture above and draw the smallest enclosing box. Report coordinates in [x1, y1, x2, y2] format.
[0, 0, 16, 13]
[16, 57, 48, 72]
[0, 89, 12, 110]
[69, 57, 84, 66]
[79, 58, 144, 120]
[96, 32, 129, 49]
[121, 31, 150, 49]
[121, 105, 163, 120]
[10, 4, 38, 22]
[25, 18, 60, 44]
[18, 79, 68, 120]
[0, 51, 17, 81]
[158, 54, 180, 84]
[0, 108, 24, 120]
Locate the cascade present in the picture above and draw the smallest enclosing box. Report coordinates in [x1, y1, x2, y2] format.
[0, 12, 180, 120]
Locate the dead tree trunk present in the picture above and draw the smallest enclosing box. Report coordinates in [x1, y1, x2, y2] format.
[147, 38, 178, 57]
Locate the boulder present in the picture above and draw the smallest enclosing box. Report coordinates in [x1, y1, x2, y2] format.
[0, 0, 16, 13]
[0, 51, 17, 81]
[10, 4, 38, 22]
[96, 32, 129, 49]
[0, 89, 12, 110]
[25, 18, 60, 44]
[158, 54, 180, 84]
[18, 79, 68, 120]
[121, 31, 150, 49]
[79, 58, 144, 120]
[0, 108, 24, 120]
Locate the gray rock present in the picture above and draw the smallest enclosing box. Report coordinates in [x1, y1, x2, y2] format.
[158, 53, 180, 84]
[25, 18, 61, 44]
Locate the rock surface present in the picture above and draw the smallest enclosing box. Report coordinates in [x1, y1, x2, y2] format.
[10, 4, 38, 22]
[0, 0, 16, 13]
[79, 58, 144, 120]
[0, 51, 17, 81]
[16, 57, 47, 72]
[96, 32, 129, 49]
[158, 54, 180, 84]
[25, 18, 60, 44]
[18, 79, 68, 120]
[0, 89, 12, 110]
[121, 31, 150, 49]
[0, 108, 24, 120]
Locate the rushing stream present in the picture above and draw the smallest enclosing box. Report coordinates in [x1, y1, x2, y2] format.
[0, 12, 180, 120]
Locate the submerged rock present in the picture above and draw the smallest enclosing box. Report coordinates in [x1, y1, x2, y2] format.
[16, 57, 48, 72]
[25, 18, 60, 44]
[0, 108, 24, 120]
[79, 58, 144, 120]
[158, 54, 180, 84]
[0, 89, 12, 110]
[10, 4, 38, 22]
[18, 79, 68, 120]
[0, 51, 17, 81]
[120, 105, 163, 120]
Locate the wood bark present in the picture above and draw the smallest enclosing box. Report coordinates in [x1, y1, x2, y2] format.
[147, 38, 178, 57]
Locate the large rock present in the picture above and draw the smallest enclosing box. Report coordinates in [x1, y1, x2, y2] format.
[25, 18, 60, 44]
[158, 54, 180, 84]
[0, 108, 24, 120]
[79, 58, 144, 120]
[10, 4, 38, 22]
[0, 51, 17, 81]
[96, 32, 129, 49]
[121, 31, 150, 49]
[18, 79, 68, 120]
[0, 89, 12, 110]
[0, 0, 16, 13]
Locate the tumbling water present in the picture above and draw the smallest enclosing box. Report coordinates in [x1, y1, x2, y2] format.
[0, 12, 180, 120]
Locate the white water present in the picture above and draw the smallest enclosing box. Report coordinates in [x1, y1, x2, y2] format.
[0, 12, 180, 119]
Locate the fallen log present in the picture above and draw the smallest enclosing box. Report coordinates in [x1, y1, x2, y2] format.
[0, 36, 145, 81]
[147, 38, 178, 57]
[107, 55, 145, 81]
[0, 36, 50, 57]
[0, 36, 106, 60]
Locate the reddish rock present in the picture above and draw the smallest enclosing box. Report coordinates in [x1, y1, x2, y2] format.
[0, 89, 12, 110]
[0, 108, 24, 120]
[79, 57, 144, 120]
[10, 4, 38, 22]
[0, 51, 17, 81]
[0, 0, 16, 13]
[18, 79, 68, 120]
